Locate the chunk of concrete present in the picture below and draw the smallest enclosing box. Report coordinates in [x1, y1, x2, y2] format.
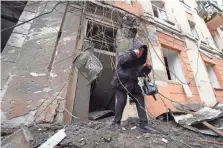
[1, 126, 34, 148]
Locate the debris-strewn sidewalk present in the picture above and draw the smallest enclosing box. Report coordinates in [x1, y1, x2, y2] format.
[2, 117, 222, 148]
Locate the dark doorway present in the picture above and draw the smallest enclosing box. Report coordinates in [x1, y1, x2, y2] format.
[86, 20, 117, 113]
[89, 51, 116, 112]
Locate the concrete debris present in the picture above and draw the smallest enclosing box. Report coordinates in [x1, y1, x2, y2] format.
[172, 101, 204, 113]
[3, 117, 222, 148]
[1, 126, 34, 148]
[79, 138, 86, 146]
[131, 126, 137, 130]
[38, 129, 66, 148]
[161, 138, 168, 143]
[171, 103, 223, 137]
[88, 110, 114, 120]
[172, 107, 223, 125]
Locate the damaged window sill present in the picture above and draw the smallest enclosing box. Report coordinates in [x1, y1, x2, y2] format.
[214, 88, 223, 91]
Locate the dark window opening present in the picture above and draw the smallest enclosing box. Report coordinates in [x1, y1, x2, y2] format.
[152, 5, 159, 18]
[86, 21, 117, 52]
[164, 57, 171, 80]
[88, 53, 116, 114]
[1, 1, 27, 52]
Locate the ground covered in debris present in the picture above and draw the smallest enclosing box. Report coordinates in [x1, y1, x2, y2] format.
[22, 117, 222, 148]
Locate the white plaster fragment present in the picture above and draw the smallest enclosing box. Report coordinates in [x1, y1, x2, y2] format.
[8, 50, 15, 54]
[43, 87, 52, 93]
[34, 91, 42, 94]
[50, 72, 57, 78]
[161, 138, 168, 143]
[30, 72, 46, 77]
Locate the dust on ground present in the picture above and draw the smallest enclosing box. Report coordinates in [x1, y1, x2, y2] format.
[23, 117, 222, 148]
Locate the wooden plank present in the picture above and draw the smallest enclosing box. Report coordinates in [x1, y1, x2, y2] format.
[192, 139, 223, 145]
[39, 129, 66, 148]
[202, 121, 223, 138]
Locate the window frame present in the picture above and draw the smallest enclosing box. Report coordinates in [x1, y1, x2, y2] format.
[205, 63, 222, 89]
[162, 48, 186, 83]
[151, 3, 168, 21]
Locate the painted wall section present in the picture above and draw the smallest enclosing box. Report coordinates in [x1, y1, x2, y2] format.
[170, 0, 192, 35]
[201, 54, 223, 103]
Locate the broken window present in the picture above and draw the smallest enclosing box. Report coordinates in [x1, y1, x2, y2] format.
[205, 63, 221, 89]
[86, 20, 117, 52]
[151, 1, 168, 21]
[162, 48, 186, 82]
[188, 21, 199, 39]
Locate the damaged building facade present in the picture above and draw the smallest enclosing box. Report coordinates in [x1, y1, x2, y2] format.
[1, 0, 223, 128]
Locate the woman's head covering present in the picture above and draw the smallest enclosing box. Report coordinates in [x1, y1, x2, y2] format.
[132, 41, 148, 65]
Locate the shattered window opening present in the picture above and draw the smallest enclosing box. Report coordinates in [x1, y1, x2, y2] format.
[86, 20, 117, 52]
[162, 48, 186, 83]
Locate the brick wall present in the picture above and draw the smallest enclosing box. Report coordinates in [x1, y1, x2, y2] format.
[201, 53, 223, 103]
[157, 32, 201, 102]
[145, 32, 201, 117]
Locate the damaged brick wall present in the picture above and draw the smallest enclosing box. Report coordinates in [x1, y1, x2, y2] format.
[158, 32, 201, 102]
[145, 31, 202, 117]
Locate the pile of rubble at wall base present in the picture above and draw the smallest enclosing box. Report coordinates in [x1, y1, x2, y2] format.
[2, 117, 223, 148]
[171, 102, 223, 137]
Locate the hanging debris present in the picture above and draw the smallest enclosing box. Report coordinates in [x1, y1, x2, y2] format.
[73, 47, 103, 83]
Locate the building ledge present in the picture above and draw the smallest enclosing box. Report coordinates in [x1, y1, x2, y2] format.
[154, 17, 181, 33]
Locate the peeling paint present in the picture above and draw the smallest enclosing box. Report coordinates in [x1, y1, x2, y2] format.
[25, 26, 60, 42]
[1, 73, 15, 101]
[30, 72, 46, 77]
[1, 110, 36, 128]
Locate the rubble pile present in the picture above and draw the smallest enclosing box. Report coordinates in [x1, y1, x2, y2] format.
[2, 117, 222, 148]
